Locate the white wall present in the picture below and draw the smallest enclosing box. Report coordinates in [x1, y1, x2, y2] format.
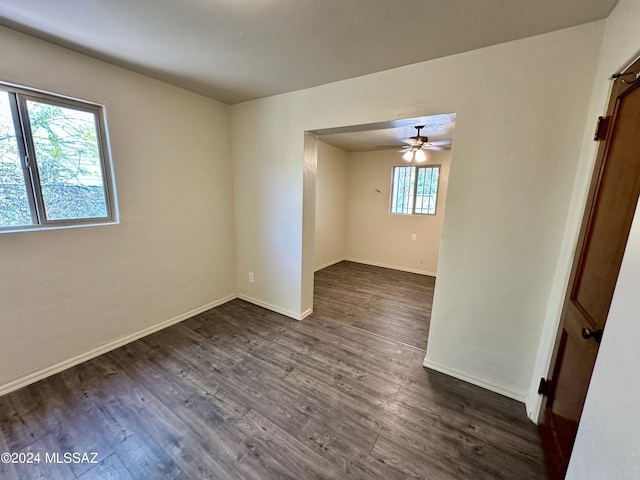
[0, 26, 236, 393]
[231, 22, 604, 400]
[345, 149, 450, 276]
[565, 0, 640, 477]
[314, 141, 348, 270]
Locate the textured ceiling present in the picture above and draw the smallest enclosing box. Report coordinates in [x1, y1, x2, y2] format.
[314, 114, 456, 153]
[0, 0, 619, 104]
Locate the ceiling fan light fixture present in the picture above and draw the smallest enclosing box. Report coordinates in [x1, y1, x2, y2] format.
[414, 149, 426, 162]
[402, 150, 414, 162]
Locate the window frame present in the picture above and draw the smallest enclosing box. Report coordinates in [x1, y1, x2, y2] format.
[0, 82, 116, 232]
[389, 164, 441, 216]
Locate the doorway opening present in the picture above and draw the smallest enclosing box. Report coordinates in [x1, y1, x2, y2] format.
[306, 114, 456, 350]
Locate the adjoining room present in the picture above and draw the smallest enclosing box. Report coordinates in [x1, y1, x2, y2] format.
[312, 115, 455, 349]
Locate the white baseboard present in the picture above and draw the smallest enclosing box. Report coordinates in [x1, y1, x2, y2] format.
[525, 391, 544, 423]
[237, 293, 306, 321]
[423, 357, 526, 403]
[346, 257, 436, 277]
[0, 294, 237, 397]
[299, 308, 313, 320]
[314, 257, 346, 272]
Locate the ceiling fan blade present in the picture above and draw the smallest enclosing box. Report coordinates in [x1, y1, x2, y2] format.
[427, 139, 453, 146]
[424, 145, 451, 151]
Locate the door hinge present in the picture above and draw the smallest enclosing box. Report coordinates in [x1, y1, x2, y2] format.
[594, 115, 610, 141]
[538, 377, 553, 396]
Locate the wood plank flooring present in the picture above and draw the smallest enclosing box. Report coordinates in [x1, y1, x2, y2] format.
[314, 261, 434, 349]
[0, 262, 546, 479]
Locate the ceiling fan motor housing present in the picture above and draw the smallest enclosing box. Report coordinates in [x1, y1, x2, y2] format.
[409, 125, 428, 148]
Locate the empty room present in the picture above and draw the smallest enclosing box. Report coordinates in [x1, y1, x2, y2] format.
[1, 1, 639, 479]
[312, 116, 454, 349]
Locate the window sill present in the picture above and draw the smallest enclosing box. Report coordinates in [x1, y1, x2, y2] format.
[0, 220, 119, 234]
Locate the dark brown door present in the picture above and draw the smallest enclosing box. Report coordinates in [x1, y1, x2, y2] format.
[540, 58, 640, 479]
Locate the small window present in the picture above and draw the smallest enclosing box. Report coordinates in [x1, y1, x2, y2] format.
[0, 83, 116, 231]
[390, 165, 439, 215]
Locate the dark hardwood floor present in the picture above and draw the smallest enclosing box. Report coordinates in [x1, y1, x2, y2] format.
[314, 261, 434, 349]
[0, 262, 546, 479]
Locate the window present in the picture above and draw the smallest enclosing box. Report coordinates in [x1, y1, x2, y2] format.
[390, 165, 439, 215]
[0, 83, 115, 231]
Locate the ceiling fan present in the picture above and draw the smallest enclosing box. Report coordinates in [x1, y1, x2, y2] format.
[378, 125, 452, 162]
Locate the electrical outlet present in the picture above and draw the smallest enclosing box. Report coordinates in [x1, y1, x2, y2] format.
[249, 272, 255, 283]
[411, 234, 417, 242]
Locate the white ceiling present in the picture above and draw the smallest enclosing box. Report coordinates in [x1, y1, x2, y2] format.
[0, 0, 618, 105]
[314, 114, 456, 152]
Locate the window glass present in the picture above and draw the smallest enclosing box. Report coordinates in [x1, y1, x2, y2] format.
[0, 91, 32, 227]
[27, 100, 108, 221]
[391, 166, 416, 214]
[415, 166, 439, 215]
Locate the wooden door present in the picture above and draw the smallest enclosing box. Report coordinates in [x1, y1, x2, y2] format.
[540, 58, 640, 479]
